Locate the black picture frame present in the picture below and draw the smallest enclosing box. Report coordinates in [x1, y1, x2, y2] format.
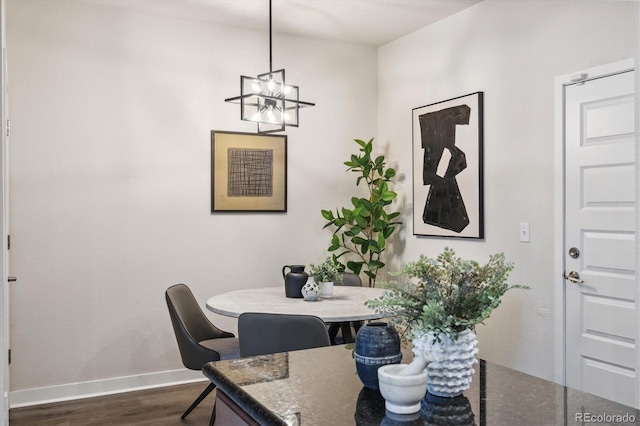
[211, 130, 287, 212]
[412, 92, 484, 238]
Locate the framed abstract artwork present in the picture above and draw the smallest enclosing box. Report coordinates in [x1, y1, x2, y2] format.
[211, 130, 287, 212]
[412, 92, 484, 238]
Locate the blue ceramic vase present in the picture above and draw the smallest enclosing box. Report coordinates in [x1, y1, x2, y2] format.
[353, 322, 402, 389]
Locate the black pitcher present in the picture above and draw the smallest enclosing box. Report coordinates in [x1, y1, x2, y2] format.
[282, 265, 308, 298]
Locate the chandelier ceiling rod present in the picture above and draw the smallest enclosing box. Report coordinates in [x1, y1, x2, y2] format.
[269, 0, 273, 73]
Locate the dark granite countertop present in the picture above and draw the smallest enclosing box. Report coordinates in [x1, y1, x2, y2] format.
[202, 345, 639, 426]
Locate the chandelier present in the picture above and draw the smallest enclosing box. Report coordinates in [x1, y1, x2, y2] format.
[225, 0, 315, 134]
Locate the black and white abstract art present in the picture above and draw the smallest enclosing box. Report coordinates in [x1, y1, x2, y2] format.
[227, 148, 274, 197]
[412, 92, 484, 238]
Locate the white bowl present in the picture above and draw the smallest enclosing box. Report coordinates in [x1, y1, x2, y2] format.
[378, 364, 428, 414]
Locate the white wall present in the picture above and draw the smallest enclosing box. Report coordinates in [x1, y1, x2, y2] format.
[6, 0, 377, 398]
[377, 0, 636, 381]
[6, 0, 638, 405]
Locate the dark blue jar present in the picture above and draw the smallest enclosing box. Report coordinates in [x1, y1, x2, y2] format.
[353, 322, 402, 389]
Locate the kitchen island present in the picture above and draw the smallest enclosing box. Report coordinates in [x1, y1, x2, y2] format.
[202, 344, 638, 425]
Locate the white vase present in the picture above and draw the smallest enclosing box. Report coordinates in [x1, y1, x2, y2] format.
[412, 329, 478, 398]
[301, 278, 319, 301]
[319, 281, 333, 298]
[377, 364, 428, 414]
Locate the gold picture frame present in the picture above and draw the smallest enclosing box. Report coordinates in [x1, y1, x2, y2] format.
[211, 131, 287, 212]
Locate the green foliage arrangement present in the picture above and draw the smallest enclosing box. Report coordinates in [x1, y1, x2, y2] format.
[366, 248, 528, 340]
[309, 257, 340, 283]
[321, 138, 402, 287]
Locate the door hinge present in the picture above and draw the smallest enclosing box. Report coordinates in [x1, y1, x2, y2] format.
[5, 120, 9, 137]
[569, 73, 588, 85]
[7, 234, 10, 250]
[8, 349, 10, 365]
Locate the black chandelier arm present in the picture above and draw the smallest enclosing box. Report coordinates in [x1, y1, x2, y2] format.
[224, 93, 315, 108]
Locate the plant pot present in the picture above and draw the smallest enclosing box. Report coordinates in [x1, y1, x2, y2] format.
[319, 281, 333, 298]
[353, 322, 402, 389]
[378, 364, 428, 414]
[413, 329, 478, 398]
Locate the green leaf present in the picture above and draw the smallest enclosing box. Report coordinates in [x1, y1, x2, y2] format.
[354, 139, 367, 149]
[368, 240, 381, 253]
[382, 191, 397, 201]
[383, 226, 395, 239]
[363, 140, 373, 155]
[369, 260, 385, 270]
[360, 199, 373, 211]
[321, 209, 334, 221]
[352, 236, 366, 245]
[355, 215, 367, 227]
[347, 261, 364, 275]
[387, 212, 401, 220]
[373, 220, 386, 231]
[328, 234, 341, 251]
[341, 207, 354, 218]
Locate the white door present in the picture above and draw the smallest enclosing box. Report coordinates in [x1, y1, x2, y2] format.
[564, 67, 636, 407]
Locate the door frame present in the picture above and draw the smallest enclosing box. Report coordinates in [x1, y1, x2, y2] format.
[553, 58, 637, 395]
[0, 0, 7, 422]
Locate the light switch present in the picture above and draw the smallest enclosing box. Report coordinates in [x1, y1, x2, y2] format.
[520, 223, 530, 242]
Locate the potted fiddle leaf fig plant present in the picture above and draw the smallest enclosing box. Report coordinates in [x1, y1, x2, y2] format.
[366, 247, 528, 398]
[321, 138, 401, 288]
[309, 257, 340, 298]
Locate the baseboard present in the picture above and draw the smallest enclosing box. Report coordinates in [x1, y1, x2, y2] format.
[9, 368, 206, 408]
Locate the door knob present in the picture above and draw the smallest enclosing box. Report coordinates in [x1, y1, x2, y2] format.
[568, 247, 580, 259]
[7, 276, 16, 282]
[563, 271, 583, 284]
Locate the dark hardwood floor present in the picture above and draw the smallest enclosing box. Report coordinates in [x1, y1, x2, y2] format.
[9, 381, 216, 425]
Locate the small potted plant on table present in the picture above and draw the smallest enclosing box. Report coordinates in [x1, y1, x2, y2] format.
[366, 247, 527, 401]
[309, 257, 340, 299]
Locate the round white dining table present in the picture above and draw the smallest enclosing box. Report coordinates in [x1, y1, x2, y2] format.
[206, 285, 387, 323]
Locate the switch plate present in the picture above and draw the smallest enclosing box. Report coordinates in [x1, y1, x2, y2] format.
[520, 223, 530, 242]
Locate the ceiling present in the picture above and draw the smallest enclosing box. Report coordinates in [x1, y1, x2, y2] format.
[92, 0, 482, 47]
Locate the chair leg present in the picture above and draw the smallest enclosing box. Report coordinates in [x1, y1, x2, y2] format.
[341, 322, 354, 343]
[328, 323, 340, 345]
[181, 382, 216, 419]
[353, 320, 363, 334]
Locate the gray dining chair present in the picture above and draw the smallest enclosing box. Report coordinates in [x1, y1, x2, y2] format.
[238, 312, 331, 357]
[165, 283, 240, 423]
[328, 272, 364, 344]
